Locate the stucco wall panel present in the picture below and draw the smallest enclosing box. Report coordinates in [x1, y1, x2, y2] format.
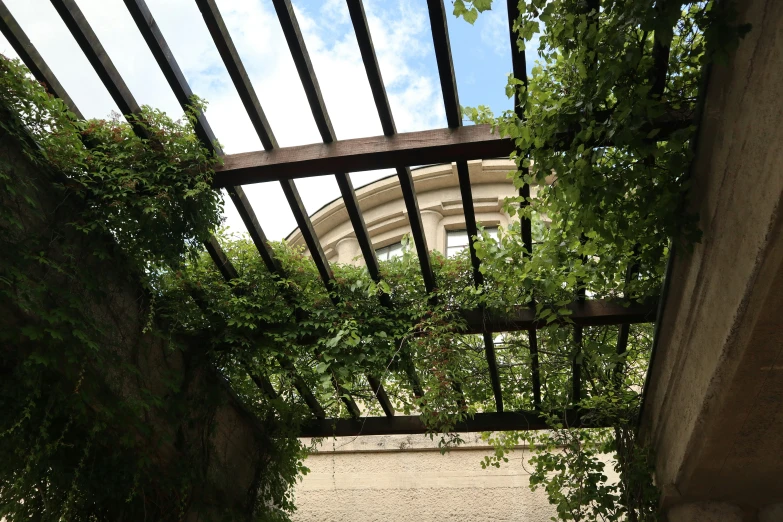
[293, 443, 554, 522]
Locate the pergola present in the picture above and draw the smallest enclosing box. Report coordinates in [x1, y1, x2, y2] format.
[0, 0, 680, 437]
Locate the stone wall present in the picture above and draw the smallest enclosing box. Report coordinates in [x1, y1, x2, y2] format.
[0, 120, 268, 519]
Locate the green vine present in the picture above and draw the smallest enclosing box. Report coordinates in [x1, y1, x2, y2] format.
[0, 0, 751, 518]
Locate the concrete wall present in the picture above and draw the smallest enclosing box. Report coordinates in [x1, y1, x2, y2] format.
[287, 159, 520, 264]
[639, 0, 783, 519]
[292, 434, 555, 522]
[0, 121, 269, 520]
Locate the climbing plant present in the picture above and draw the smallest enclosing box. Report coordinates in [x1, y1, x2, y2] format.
[455, 0, 750, 520]
[0, 0, 750, 519]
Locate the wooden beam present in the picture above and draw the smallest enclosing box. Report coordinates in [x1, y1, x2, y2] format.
[346, 0, 394, 136]
[0, 1, 83, 119]
[346, 0, 436, 296]
[195, 0, 336, 298]
[367, 375, 395, 417]
[426, 0, 460, 128]
[124, 0, 282, 275]
[300, 409, 599, 437]
[212, 114, 690, 188]
[125, 0, 218, 151]
[194, 0, 276, 150]
[460, 298, 658, 334]
[506, 0, 528, 121]
[483, 333, 504, 413]
[212, 124, 510, 187]
[50, 0, 147, 137]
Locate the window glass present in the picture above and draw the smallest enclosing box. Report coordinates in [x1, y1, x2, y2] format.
[376, 241, 403, 261]
[446, 227, 498, 258]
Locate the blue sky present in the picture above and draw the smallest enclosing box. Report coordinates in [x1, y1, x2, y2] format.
[0, 0, 533, 240]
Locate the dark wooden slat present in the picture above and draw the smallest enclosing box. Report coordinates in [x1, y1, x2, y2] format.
[268, 0, 382, 284]
[205, 235, 239, 281]
[124, 0, 218, 152]
[194, 0, 339, 302]
[300, 409, 599, 437]
[460, 297, 658, 334]
[333, 377, 361, 419]
[518, 183, 541, 407]
[367, 375, 395, 417]
[426, 0, 460, 128]
[345, 0, 436, 296]
[193, 0, 335, 297]
[483, 333, 503, 412]
[345, 0, 394, 136]
[194, 0, 276, 150]
[249, 371, 279, 400]
[124, 0, 281, 275]
[457, 159, 501, 411]
[212, 113, 691, 188]
[50, 0, 146, 136]
[214, 124, 509, 187]
[456, 161, 483, 285]
[270, 0, 334, 142]
[425, 0, 486, 294]
[0, 1, 83, 119]
[614, 258, 641, 384]
[506, 0, 541, 408]
[278, 358, 326, 418]
[506, 0, 528, 121]
[334, 172, 382, 282]
[280, 178, 337, 300]
[573, 285, 587, 405]
[398, 167, 437, 294]
[225, 186, 282, 275]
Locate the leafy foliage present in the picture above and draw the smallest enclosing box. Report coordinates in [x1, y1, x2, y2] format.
[0, 0, 750, 519]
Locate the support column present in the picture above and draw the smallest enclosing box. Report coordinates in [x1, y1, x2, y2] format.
[333, 237, 361, 266]
[419, 209, 444, 254]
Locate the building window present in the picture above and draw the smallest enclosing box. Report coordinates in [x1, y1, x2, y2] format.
[446, 227, 498, 258]
[376, 241, 403, 261]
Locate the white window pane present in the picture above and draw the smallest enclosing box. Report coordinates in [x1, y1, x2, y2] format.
[446, 230, 469, 247]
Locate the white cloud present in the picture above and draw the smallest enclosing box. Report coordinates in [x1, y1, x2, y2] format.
[479, 6, 509, 57]
[0, 0, 444, 241]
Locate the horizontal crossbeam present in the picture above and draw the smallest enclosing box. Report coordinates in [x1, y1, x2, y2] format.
[300, 409, 600, 437]
[213, 124, 510, 187]
[460, 297, 658, 334]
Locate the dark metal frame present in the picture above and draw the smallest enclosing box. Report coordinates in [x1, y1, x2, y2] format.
[0, 0, 683, 436]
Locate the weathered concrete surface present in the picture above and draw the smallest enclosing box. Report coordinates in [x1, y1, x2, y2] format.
[639, 0, 783, 517]
[292, 433, 556, 522]
[0, 122, 267, 519]
[668, 502, 745, 522]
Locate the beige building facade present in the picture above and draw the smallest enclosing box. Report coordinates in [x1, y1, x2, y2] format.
[287, 159, 520, 264]
[289, 160, 558, 521]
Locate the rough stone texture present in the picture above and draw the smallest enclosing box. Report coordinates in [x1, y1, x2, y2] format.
[639, 0, 783, 514]
[292, 433, 556, 522]
[759, 504, 783, 522]
[0, 122, 267, 519]
[668, 502, 745, 522]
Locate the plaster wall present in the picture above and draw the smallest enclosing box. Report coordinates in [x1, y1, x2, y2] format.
[292, 433, 555, 522]
[638, 0, 783, 516]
